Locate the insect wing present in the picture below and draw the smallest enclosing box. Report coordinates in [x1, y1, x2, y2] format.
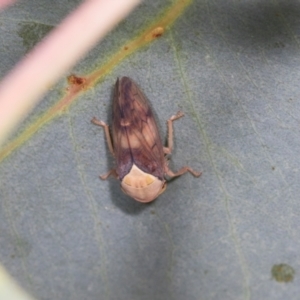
[112, 77, 165, 180]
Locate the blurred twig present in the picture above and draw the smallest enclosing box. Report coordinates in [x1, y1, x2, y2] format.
[0, 264, 35, 300]
[0, 0, 16, 10]
[0, 0, 140, 146]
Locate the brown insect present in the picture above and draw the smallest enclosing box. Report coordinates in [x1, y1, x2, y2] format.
[92, 77, 201, 203]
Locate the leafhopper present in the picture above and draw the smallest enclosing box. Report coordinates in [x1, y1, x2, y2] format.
[92, 77, 201, 202]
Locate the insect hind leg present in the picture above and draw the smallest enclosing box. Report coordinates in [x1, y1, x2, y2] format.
[100, 169, 118, 180]
[165, 165, 202, 178]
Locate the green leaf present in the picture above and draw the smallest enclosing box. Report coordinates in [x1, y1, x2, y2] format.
[0, 0, 299, 299]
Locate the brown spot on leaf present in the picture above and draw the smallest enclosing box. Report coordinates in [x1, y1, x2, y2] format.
[152, 27, 164, 38]
[67, 74, 87, 90]
[144, 27, 165, 42]
[272, 263, 295, 283]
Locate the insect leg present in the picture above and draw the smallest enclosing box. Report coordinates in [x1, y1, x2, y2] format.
[163, 147, 171, 154]
[91, 117, 114, 156]
[165, 165, 202, 178]
[100, 169, 118, 180]
[164, 111, 184, 154]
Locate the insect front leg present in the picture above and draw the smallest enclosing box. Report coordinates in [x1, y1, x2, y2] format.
[91, 117, 114, 156]
[164, 111, 184, 154]
[92, 117, 118, 180]
[165, 165, 202, 178]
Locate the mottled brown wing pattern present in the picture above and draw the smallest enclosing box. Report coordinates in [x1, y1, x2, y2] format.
[112, 77, 165, 180]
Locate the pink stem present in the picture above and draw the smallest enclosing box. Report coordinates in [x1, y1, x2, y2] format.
[0, 0, 140, 146]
